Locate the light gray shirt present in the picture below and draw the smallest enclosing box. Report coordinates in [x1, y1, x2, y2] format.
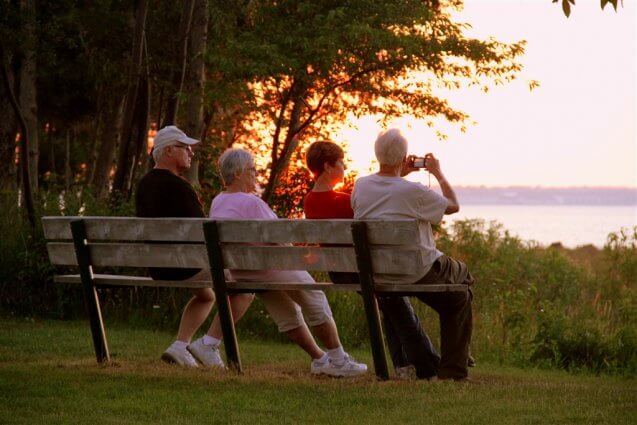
[351, 174, 448, 284]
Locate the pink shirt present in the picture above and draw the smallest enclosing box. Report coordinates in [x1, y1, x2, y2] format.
[209, 192, 314, 283]
[210, 192, 277, 220]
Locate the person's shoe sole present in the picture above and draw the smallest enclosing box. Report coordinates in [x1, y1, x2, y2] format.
[438, 376, 472, 382]
[161, 351, 198, 367]
[161, 352, 179, 365]
[321, 368, 367, 378]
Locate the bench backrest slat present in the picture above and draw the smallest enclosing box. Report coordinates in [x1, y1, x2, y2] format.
[42, 217, 421, 245]
[223, 246, 421, 274]
[47, 242, 208, 268]
[43, 217, 424, 274]
[46, 242, 422, 274]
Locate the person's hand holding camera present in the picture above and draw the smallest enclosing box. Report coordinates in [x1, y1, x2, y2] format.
[400, 156, 420, 177]
[424, 153, 443, 179]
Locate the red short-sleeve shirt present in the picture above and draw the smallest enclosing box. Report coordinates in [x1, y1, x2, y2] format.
[303, 190, 354, 219]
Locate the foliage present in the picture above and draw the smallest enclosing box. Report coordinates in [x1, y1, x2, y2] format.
[267, 152, 313, 218]
[432, 220, 637, 375]
[554, 0, 623, 18]
[204, 0, 526, 200]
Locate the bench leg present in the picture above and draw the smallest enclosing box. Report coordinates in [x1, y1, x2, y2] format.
[70, 220, 110, 364]
[203, 221, 242, 373]
[361, 289, 390, 381]
[216, 294, 242, 372]
[352, 222, 390, 380]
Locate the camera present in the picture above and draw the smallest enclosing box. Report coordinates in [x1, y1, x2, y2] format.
[407, 155, 427, 169]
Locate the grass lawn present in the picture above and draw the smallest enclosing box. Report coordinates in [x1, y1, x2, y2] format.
[0, 318, 634, 424]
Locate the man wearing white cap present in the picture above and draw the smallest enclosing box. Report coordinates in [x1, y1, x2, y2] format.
[135, 125, 254, 368]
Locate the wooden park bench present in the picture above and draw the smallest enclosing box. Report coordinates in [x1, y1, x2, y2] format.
[42, 216, 468, 380]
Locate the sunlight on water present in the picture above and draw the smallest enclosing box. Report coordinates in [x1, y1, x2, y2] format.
[450, 205, 637, 248]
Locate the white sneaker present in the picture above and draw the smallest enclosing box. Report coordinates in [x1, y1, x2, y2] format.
[161, 344, 198, 367]
[187, 338, 225, 368]
[315, 355, 368, 377]
[311, 358, 330, 375]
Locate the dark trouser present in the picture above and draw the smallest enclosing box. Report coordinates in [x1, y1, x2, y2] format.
[377, 295, 440, 378]
[414, 255, 474, 380]
[329, 272, 440, 379]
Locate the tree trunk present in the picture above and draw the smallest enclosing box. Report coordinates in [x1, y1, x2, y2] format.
[183, 0, 208, 185]
[92, 98, 123, 198]
[19, 0, 39, 194]
[162, 0, 196, 127]
[127, 73, 150, 194]
[1, 42, 35, 228]
[0, 51, 17, 192]
[112, 0, 148, 195]
[64, 129, 71, 189]
[87, 94, 103, 185]
[47, 124, 55, 179]
[262, 91, 305, 204]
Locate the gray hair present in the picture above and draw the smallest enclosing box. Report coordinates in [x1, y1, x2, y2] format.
[218, 148, 254, 186]
[152, 145, 169, 163]
[374, 129, 408, 166]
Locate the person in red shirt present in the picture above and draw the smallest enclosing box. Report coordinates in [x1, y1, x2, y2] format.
[303, 142, 352, 219]
[303, 141, 440, 380]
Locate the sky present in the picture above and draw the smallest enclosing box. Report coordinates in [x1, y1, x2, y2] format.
[336, 0, 636, 188]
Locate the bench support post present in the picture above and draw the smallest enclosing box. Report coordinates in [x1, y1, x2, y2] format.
[70, 219, 110, 363]
[351, 221, 390, 380]
[203, 221, 242, 373]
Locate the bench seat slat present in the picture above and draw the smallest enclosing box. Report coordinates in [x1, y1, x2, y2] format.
[227, 282, 467, 293]
[53, 274, 211, 288]
[53, 274, 468, 293]
[42, 217, 421, 245]
[226, 282, 360, 291]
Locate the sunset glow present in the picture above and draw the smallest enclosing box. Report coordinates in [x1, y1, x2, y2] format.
[335, 0, 636, 188]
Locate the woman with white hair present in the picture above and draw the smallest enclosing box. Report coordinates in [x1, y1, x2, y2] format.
[209, 148, 367, 377]
[352, 128, 475, 381]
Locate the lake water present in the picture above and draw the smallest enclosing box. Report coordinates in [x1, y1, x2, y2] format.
[449, 205, 637, 248]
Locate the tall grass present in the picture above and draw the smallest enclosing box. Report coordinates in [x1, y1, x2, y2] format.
[1, 190, 635, 375]
[435, 220, 637, 375]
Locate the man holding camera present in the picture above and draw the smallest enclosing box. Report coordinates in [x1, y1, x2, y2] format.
[351, 128, 474, 381]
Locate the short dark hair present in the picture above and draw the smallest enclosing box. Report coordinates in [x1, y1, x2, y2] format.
[305, 141, 344, 178]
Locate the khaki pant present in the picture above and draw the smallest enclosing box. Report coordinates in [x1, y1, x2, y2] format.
[227, 269, 333, 333]
[259, 289, 333, 333]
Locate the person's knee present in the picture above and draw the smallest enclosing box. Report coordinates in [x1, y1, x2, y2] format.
[304, 304, 333, 328]
[276, 316, 305, 333]
[239, 293, 255, 302]
[192, 288, 215, 304]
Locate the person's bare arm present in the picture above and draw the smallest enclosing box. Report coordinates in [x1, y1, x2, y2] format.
[425, 154, 459, 214]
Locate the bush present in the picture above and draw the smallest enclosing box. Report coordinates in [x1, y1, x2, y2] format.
[531, 304, 637, 374]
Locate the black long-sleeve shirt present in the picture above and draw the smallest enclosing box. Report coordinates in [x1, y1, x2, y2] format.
[135, 168, 205, 280]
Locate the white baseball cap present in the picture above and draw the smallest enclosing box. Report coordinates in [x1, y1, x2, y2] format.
[153, 125, 199, 151]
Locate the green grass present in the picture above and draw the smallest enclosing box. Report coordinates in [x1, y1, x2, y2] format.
[0, 318, 635, 425]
